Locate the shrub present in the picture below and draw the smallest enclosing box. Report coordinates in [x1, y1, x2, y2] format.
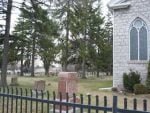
[111, 87, 118, 92]
[134, 84, 148, 94]
[146, 61, 150, 90]
[123, 70, 141, 92]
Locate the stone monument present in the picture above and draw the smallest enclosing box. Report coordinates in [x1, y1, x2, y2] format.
[32, 80, 46, 95]
[58, 72, 78, 97]
[55, 72, 80, 113]
[10, 76, 18, 86]
[32, 80, 46, 91]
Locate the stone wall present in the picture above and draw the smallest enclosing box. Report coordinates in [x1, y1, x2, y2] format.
[113, 0, 150, 88]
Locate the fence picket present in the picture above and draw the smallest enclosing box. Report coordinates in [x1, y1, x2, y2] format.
[25, 88, 28, 113]
[124, 98, 127, 109]
[35, 89, 38, 113]
[143, 99, 147, 111]
[41, 90, 44, 113]
[6, 87, 9, 113]
[20, 88, 23, 113]
[88, 94, 91, 113]
[73, 93, 76, 113]
[11, 88, 13, 113]
[59, 92, 62, 113]
[30, 89, 33, 113]
[80, 94, 84, 113]
[95, 95, 99, 113]
[113, 96, 117, 113]
[104, 96, 107, 113]
[16, 88, 18, 113]
[134, 98, 137, 110]
[2, 87, 5, 113]
[66, 92, 69, 113]
[47, 91, 50, 113]
[53, 91, 56, 113]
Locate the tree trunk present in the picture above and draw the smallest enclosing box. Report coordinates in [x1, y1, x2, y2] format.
[63, 1, 70, 72]
[96, 68, 99, 78]
[82, 59, 86, 78]
[44, 65, 49, 76]
[43, 58, 50, 76]
[31, 36, 35, 77]
[110, 64, 113, 76]
[81, 0, 88, 79]
[81, 28, 87, 79]
[81, 22, 87, 79]
[106, 71, 109, 76]
[20, 47, 24, 76]
[1, 0, 12, 86]
[30, 0, 36, 77]
[45, 69, 49, 76]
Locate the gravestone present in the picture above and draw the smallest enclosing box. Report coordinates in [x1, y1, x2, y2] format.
[32, 80, 46, 94]
[10, 76, 18, 86]
[58, 72, 78, 98]
[53, 72, 80, 113]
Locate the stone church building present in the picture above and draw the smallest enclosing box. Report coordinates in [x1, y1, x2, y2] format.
[108, 0, 150, 88]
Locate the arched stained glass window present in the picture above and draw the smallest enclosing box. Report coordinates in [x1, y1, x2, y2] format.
[130, 27, 138, 60]
[130, 18, 148, 60]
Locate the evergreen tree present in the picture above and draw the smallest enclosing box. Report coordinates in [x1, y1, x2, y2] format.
[69, 0, 105, 78]
[38, 20, 59, 75]
[89, 12, 113, 77]
[14, 0, 59, 76]
[53, 0, 77, 71]
[103, 12, 113, 75]
[105, 12, 113, 45]
[13, 17, 32, 76]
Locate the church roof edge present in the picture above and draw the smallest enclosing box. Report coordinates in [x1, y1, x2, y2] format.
[108, 0, 130, 10]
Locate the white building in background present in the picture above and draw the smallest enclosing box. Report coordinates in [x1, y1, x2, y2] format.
[108, 0, 150, 88]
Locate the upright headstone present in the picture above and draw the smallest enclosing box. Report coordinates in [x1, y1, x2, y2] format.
[33, 80, 46, 91]
[32, 80, 46, 94]
[58, 72, 78, 98]
[54, 72, 80, 113]
[10, 76, 18, 86]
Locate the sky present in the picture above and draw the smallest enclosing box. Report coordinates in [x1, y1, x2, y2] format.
[101, 0, 110, 15]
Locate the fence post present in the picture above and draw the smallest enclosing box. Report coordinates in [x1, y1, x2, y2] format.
[113, 96, 118, 113]
[104, 96, 107, 113]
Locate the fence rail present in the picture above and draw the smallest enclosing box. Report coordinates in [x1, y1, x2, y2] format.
[0, 87, 149, 113]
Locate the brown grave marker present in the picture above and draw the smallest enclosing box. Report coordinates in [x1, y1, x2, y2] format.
[57, 72, 78, 98]
[32, 80, 46, 94]
[54, 72, 80, 113]
[10, 76, 18, 86]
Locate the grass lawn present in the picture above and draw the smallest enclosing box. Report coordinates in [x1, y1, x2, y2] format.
[7, 76, 112, 94]
[3, 75, 150, 111]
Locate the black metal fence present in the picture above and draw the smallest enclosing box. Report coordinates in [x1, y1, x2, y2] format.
[0, 87, 149, 113]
